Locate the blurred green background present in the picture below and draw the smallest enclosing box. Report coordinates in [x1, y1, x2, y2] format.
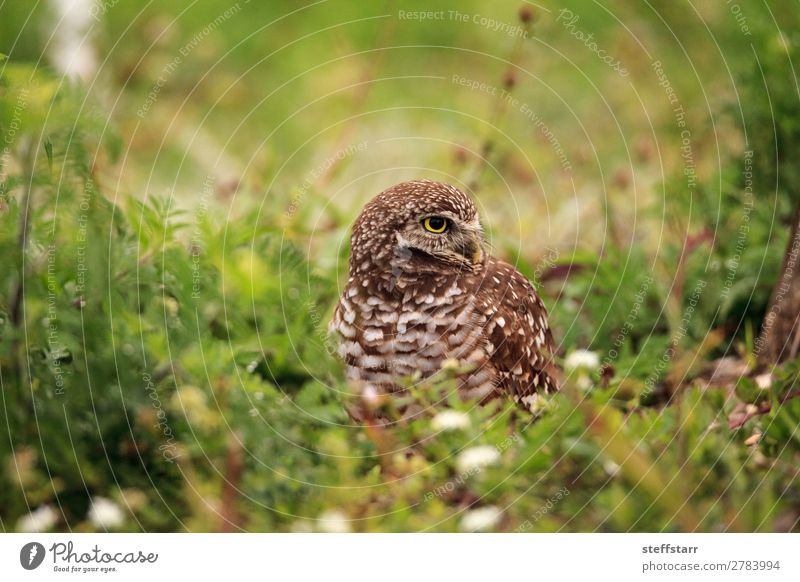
[1, 0, 799, 532]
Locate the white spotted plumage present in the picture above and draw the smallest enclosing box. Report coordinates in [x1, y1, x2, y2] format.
[330, 180, 559, 417]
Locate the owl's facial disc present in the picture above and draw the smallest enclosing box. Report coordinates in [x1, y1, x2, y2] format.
[394, 212, 484, 271]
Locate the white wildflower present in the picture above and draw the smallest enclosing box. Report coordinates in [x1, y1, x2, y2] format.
[17, 505, 58, 532]
[603, 460, 621, 477]
[87, 497, 124, 530]
[317, 510, 351, 533]
[576, 375, 593, 391]
[521, 393, 550, 416]
[362, 384, 380, 406]
[50, 0, 97, 81]
[432, 411, 470, 431]
[755, 373, 773, 390]
[460, 506, 502, 532]
[564, 349, 600, 371]
[456, 445, 501, 473]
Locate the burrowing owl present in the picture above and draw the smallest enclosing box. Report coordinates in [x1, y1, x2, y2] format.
[330, 180, 558, 416]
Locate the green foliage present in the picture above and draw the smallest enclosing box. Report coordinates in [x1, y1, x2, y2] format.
[1, 2, 799, 534]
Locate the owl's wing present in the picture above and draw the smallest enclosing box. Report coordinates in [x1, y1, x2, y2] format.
[478, 258, 560, 410]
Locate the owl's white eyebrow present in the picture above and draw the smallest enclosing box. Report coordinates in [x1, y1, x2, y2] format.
[467, 216, 482, 229]
[418, 211, 459, 220]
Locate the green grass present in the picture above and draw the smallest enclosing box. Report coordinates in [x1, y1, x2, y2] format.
[0, 0, 798, 532]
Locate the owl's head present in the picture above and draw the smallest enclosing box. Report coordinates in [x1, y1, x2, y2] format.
[350, 180, 485, 279]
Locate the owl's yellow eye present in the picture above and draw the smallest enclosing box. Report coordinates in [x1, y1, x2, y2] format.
[422, 216, 449, 233]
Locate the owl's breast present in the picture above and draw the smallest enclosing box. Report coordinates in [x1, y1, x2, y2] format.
[331, 277, 496, 399]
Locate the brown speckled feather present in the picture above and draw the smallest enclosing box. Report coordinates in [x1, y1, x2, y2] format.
[472, 256, 559, 407]
[330, 180, 559, 416]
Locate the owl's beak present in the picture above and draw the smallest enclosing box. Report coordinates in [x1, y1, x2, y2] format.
[460, 233, 484, 265]
[471, 239, 484, 264]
